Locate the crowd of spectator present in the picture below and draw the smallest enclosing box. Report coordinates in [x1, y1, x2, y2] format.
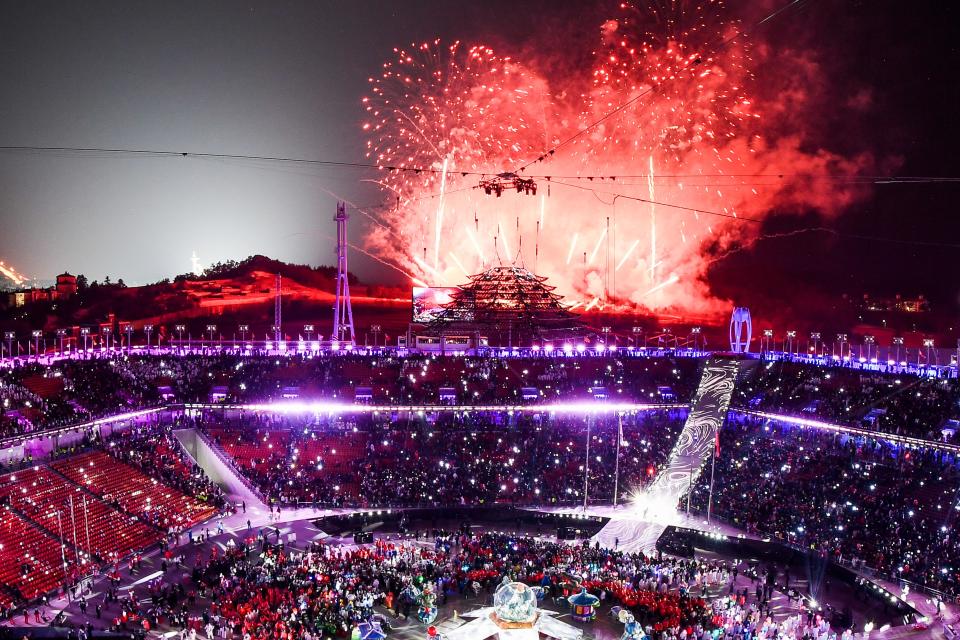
[104, 421, 229, 512]
[0, 353, 696, 437]
[0, 351, 959, 612]
[0, 417, 231, 613]
[688, 415, 960, 596]
[201, 410, 686, 508]
[735, 360, 960, 442]
[1, 353, 958, 443]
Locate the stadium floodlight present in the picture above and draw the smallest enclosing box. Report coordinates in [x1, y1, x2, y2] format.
[143, 325, 154, 351]
[174, 324, 186, 351]
[55, 328, 67, 355]
[761, 329, 773, 353]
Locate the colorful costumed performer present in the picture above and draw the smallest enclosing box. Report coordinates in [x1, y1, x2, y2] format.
[617, 609, 646, 640]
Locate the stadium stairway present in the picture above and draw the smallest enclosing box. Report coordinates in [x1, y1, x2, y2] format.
[173, 428, 265, 511]
[592, 358, 741, 553]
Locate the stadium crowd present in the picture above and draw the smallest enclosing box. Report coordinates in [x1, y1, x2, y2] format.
[0, 420, 229, 613]
[0, 351, 957, 620]
[735, 361, 960, 442]
[104, 421, 229, 513]
[0, 353, 695, 437]
[200, 411, 686, 508]
[1, 353, 958, 443]
[689, 415, 960, 597]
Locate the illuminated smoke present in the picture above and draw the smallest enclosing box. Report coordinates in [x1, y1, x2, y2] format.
[361, 2, 874, 317]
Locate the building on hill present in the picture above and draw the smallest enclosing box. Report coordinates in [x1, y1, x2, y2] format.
[6, 273, 78, 308]
[56, 272, 78, 297]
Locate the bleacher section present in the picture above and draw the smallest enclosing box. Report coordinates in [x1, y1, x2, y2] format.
[20, 375, 65, 400]
[206, 428, 290, 472]
[0, 466, 160, 562]
[0, 448, 218, 607]
[52, 451, 216, 531]
[0, 507, 65, 604]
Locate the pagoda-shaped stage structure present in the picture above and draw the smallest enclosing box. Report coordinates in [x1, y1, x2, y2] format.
[411, 266, 589, 350]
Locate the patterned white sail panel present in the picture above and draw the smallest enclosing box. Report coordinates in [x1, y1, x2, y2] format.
[644, 357, 739, 507]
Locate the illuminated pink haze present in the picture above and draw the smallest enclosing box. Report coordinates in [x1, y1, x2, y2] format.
[361, 1, 875, 317]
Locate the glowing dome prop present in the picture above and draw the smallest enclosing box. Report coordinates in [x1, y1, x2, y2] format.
[492, 580, 538, 625]
[445, 578, 583, 640]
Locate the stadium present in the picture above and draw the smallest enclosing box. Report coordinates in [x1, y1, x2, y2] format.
[0, 323, 956, 640]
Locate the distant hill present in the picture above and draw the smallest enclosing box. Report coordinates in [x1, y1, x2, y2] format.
[0, 255, 412, 335]
[177, 255, 346, 289]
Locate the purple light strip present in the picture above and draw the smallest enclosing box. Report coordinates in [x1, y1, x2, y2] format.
[183, 401, 687, 415]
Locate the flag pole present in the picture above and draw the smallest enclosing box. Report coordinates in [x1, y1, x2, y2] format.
[613, 414, 622, 507]
[707, 430, 718, 524]
[583, 415, 591, 511]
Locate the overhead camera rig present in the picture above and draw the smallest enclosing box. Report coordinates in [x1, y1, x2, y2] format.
[480, 172, 538, 197]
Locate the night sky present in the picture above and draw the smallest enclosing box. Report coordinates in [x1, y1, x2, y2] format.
[0, 1, 958, 311]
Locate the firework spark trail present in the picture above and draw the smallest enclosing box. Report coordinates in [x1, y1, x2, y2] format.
[0, 261, 25, 286]
[647, 156, 657, 284]
[588, 227, 608, 266]
[304, 229, 418, 281]
[434, 156, 449, 271]
[566, 233, 580, 265]
[448, 251, 469, 277]
[497, 222, 512, 263]
[413, 255, 441, 279]
[643, 273, 680, 298]
[616, 239, 641, 271]
[466, 227, 486, 264]
[361, 4, 876, 316]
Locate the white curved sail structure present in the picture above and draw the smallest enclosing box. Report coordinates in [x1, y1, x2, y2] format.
[593, 358, 740, 552]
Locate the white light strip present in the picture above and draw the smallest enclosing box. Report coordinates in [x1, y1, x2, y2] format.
[0, 407, 165, 447]
[737, 409, 960, 453]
